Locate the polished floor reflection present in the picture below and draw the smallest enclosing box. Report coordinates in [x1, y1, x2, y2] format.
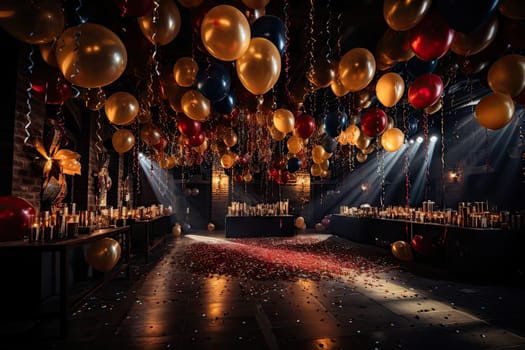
[3, 231, 525, 350]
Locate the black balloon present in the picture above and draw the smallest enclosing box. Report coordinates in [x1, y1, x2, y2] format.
[213, 89, 236, 115]
[251, 15, 286, 55]
[321, 135, 337, 153]
[287, 157, 302, 173]
[195, 61, 231, 103]
[435, 0, 500, 33]
[406, 56, 438, 78]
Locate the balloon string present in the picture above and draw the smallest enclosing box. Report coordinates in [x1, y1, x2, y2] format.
[95, 109, 104, 156]
[403, 103, 410, 239]
[120, 0, 128, 16]
[305, 0, 316, 106]
[440, 105, 446, 209]
[423, 112, 429, 202]
[75, 0, 87, 24]
[24, 46, 34, 146]
[283, 0, 291, 103]
[133, 123, 141, 196]
[485, 128, 490, 173]
[70, 27, 82, 81]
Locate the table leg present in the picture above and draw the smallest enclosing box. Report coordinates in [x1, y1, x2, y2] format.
[59, 246, 68, 337]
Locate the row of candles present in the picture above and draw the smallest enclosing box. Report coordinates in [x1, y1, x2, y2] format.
[28, 203, 173, 242]
[339, 201, 509, 229]
[227, 200, 290, 216]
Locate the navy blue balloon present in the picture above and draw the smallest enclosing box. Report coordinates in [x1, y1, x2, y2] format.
[323, 109, 348, 138]
[251, 15, 286, 55]
[406, 57, 438, 78]
[321, 135, 337, 153]
[435, 0, 500, 33]
[213, 90, 236, 114]
[195, 61, 231, 103]
[287, 157, 302, 173]
[408, 117, 419, 136]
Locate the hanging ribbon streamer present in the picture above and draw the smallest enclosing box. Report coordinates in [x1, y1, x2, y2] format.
[403, 102, 410, 239]
[423, 112, 430, 201]
[95, 109, 104, 160]
[440, 104, 446, 208]
[24, 46, 34, 146]
[304, 0, 316, 110]
[283, 0, 291, 103]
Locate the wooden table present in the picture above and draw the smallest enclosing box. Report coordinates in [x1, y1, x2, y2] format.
[329, 214, 520, 274]
[0, 226, 130, 337]
[224, 215, 295, 238]
[130, 214, 175, 263]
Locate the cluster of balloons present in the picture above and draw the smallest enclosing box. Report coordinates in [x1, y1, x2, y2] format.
[85, 237, 122, 272]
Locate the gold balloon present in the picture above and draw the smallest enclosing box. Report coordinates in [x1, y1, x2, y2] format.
[195, 138, 208, 154]
[376, 72, 405, 107]
[85, 238, 121, 272]
[236, 37, 281, 95]
[55, 23, 127, 88]
[381, 127, 405, 152]
[487, 54, 525, 97]
[307, 58, 337, 89]
[39, 41, 58, 67]
[0, 0, 64, 44]
[383, 0, 432, 31]
[310, 163, 322, 177]
[355, 131, 372, 150]
[356, 152, 368, 163]
[499, 0, 525, 20]
[475, 92, 515, 130]
[172, 224, 182, 237]
[223, 129, 238, 147]
[451, 16, 498, 56]
[138, 0, 181, 45]
[272, 108, 295, 134]
[220, 152, 236, 169]
[423, 98, 443, 115]
[207, 222, 216, 231]
[269, 126, 286, 141]
[331, 76, 350, 97]
[201, 4, 251, 61]
[105, 92, 139, 126]
[391, 240, 414, 262]
[181, 89, 211, 121]
[140, 123, 162, 146]
[344, 125, 361, 146]
[320, 159, 330, 171]
[376, 28, 415, 64]
[112, 128, 136, 153]
[311, 145, 326, 164]
[173, 57, 198, 87]
[168, 86, 188, 113]
[287, 136, 303, 154]
[339, 48, 376, 92]
[242, 0, 270, 9]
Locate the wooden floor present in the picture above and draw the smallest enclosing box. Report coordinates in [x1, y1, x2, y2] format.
[1, 231, 525, 350]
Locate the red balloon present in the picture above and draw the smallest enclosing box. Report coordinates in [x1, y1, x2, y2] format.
[153, 137, 168, 153]
[177, 115, 202, 137]
[31, 64, 72, 105]
[360, 108, 388, 137]
[185, 131, 205, 147]
[409, 10, 455, 61]
[0, 196, 36, 242]
[294, 113, 316, 139]
[410, 234, 439, 256]
[408, 73, 444, 109]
